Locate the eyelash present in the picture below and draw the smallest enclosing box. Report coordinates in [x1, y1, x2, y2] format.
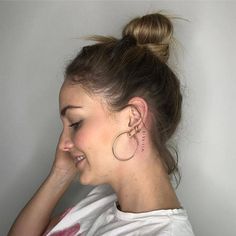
[69, 120, 83, 131]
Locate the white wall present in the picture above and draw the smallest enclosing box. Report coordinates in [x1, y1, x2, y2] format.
[0, 1, 235, 235]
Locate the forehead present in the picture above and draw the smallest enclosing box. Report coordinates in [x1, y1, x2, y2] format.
[60, 82, 91, 106]
[59, 81, 109, 114]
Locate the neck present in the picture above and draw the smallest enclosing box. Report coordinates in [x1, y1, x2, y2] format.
[111, 151, 181, 213]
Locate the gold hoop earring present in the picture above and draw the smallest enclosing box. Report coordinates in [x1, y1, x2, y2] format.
[112, 130, 139, 161]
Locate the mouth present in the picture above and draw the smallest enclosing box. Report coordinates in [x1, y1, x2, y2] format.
[74, 155, 86, 166]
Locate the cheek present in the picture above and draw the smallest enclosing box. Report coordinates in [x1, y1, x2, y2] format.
[73, 122, 114, 152]
[73, 129, 90, 150]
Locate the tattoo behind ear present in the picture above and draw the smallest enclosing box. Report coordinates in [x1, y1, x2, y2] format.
[141, 130, 146, 152]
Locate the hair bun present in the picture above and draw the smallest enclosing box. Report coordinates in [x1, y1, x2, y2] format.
[122, 13, 173, 63]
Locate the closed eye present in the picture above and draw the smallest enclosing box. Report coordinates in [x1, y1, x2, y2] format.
[69, 120, 83, 131]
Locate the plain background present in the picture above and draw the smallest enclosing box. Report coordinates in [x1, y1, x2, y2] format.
[0, 1, 235, 235]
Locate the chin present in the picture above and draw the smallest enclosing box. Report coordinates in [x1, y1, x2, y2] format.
[79, 173, 106, 186]
[79, 174, 98, 186]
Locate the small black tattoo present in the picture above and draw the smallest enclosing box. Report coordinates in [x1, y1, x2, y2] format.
[141, 130, 146, 152]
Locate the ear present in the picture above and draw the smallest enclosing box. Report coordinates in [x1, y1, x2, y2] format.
[128, 97, 148, 131]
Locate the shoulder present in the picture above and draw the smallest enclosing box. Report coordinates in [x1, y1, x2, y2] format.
[113, 207, 195, 236]
[170, 209, 195, 236]
[44, 185, 117, 235]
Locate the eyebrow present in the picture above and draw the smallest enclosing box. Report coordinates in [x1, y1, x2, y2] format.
[60, 105, 83, 116]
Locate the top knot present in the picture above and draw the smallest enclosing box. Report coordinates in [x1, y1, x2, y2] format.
[122, 13, 173, 63]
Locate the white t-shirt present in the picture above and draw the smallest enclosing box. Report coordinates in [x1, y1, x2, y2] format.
[46, 185, 195, 236]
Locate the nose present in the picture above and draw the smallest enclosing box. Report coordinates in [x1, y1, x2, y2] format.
[58, 130, 74, 152]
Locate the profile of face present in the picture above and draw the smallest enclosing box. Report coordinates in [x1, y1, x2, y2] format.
[59, 80, 140, 186]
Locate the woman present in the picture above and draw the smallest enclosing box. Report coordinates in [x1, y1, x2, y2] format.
[8, 12, 195, 236]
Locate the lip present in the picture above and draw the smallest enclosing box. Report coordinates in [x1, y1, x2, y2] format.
[74, 155, 86, 167]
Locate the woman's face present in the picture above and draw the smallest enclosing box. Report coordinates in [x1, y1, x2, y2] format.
[59, 81, 124, 185]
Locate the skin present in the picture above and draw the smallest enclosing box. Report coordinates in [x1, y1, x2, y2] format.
[59, 82, 122, 185]
[8, 80, 180, 236]
[59, 80, 181, 212]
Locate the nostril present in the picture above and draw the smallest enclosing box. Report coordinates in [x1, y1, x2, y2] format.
[58, 143, 65, 151]
[61, 140, 74, 151]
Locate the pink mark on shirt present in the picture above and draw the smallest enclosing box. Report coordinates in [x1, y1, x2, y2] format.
[49, 223, 81, 236]
[43, 207, 81, 236]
